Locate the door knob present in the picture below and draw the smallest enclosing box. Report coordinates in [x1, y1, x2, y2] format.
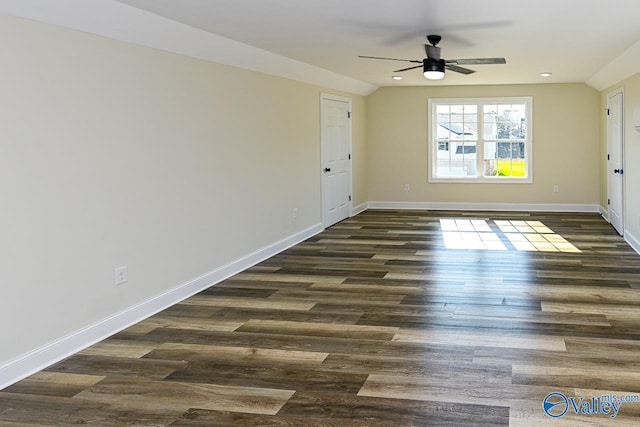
[614, 169, 620, 174]
[324, 167, 331, 172]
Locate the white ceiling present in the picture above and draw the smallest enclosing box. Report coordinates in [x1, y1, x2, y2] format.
[2, 0, 640, 94]
[116, 0, 640, 88]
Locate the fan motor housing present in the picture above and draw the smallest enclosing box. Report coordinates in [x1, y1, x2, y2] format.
[424, 58, 445, 73]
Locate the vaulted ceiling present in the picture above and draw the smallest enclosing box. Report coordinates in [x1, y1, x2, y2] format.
[3, 0, 640, 95]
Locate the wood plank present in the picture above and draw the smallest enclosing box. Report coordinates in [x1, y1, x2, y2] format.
[179, 295, 316, 311]
[45, 354, 186, 379]
[74, 376, 295, 415]
[146, 342, 329, 366]
[358, 373, 571, 409]
[2, 371, 105, 398]
[512, 364, 640, 392]
[278, 391, 509, 426]
[0, 392, 183, 426]
[237, 319, 399, 340]
[542, 301, 640, 319]
[393, 328, 567, 351]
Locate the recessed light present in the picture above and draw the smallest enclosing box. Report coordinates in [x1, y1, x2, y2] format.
[392, 75, 403, 80]
[540, 72, 552, 77]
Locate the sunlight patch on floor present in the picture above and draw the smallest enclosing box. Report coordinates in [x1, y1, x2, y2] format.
[440, 219, 581, 253]
[441, 219, 507, 250]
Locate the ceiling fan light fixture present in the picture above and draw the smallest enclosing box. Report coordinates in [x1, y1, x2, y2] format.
[423, 58, 445, 80]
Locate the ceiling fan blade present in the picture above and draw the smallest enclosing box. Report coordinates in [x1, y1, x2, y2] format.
[446, 58, 506, 65]
[393, 65, 423, 72]
[445, 64, 476, 75]
[358, 55, 422, 63]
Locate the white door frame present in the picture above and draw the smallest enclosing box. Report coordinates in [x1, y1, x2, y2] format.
[320, 92, 353, 228]
[606, 87, 624, 235]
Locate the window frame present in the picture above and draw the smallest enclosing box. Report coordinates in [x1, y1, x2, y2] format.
[427, 96, 533, 183]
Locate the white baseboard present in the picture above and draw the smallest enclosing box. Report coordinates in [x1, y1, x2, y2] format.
[599, 206, 609, 221]
[624, 230, 640, 256]
[0, 223, 323, 390]
[367, 201, 600, 212]
[352, 201, 368, 216]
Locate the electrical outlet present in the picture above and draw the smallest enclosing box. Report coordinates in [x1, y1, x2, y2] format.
[292, 208, 298, 219]
[404, 183, 410, 192]
[115, 265, 128, 286]
[553, 185, 559, 193]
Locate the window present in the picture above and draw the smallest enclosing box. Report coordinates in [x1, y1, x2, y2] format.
[428, 97, 532, 183]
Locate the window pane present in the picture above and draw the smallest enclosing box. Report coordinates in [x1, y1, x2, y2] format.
[461, 143, 477, 176]
[437, 105, 450, 115]
[513, 142, 525, 158]
[497, 141, 511, 158]
[502, 105, 526, 139]
[463, 105, 477, 114]
[464, 113, 477, 125]
[437, 141, 477, 177]
[483, 105, 498, 139]
[483, 104, 526, 140]
[483, 141, 527, 177]
[451, 105, 464, 115]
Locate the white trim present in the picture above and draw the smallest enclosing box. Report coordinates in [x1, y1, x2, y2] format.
[321, 93, 353, 228]
[352, 202, 369, 216]
[599, 205, 609, 221]
[320, 92, 353, 103]
[0, 1, 377, 96]
[0, 222, 323, 390]
[367, 201, 600, 212]
[624, 230, 640, 256]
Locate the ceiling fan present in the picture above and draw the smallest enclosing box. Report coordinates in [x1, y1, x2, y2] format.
[359, 35, 506, 80]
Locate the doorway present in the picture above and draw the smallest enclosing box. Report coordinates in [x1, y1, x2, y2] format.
[606, 88, 624, 235]
[320, 93, 352, 228]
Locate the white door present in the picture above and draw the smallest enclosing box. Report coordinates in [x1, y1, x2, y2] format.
[321, 94, 352, 228]
[607, 89, 624, 235]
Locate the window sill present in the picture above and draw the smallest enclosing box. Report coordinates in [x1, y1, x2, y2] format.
[428, 177, 533, 184]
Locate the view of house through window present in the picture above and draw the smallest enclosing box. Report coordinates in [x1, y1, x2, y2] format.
[428, 97, 532, 182]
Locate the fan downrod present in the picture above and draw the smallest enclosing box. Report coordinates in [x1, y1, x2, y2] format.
[427, 34, 442, 46]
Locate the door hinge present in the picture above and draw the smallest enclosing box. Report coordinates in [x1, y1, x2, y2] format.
[607, 154, 610, 160]
[608, 199, 610, 205]
[606, 109, 610, 115]
[348, 154, 351, 160]
[349, 195, 352, 201]
[347, 111, 352, 119]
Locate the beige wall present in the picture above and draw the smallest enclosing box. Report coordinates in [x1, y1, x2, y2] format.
[0, 14, 365, 365]
[367, 84, 600, 205]
[601, 73, 640, 242]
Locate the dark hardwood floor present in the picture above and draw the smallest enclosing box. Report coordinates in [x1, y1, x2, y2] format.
[2, 210, 640, 426]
